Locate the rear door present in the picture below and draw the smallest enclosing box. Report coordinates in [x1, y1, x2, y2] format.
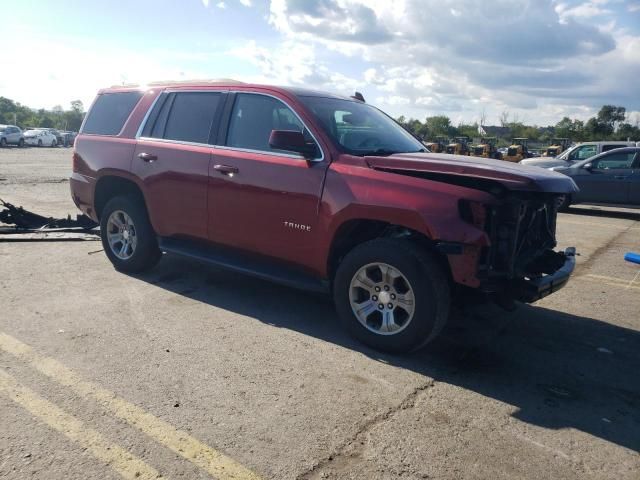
[575, 151, 636, 204]
[207, 92, 327, 269]
[133, 90, 225, 240]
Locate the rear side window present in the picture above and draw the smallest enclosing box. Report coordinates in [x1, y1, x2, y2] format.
[82, 91, 143, 135]
[143, 92, 222, 144]
[602, 144, 625, 152]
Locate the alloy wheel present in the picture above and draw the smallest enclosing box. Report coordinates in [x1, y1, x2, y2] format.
[348, 262, 416, 335]
[106, 210, 138, 260]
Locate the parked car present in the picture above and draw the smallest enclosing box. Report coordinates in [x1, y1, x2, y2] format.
[70, 82, 578, 353]
[0, 124, 25, 147]
[550, 147, 640, 209]
[520, 141, 635, 169]
[24, 129, 58, 147]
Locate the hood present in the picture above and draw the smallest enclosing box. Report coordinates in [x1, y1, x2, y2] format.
[364, 152, 578, 194]
[519, 158, 573, 169]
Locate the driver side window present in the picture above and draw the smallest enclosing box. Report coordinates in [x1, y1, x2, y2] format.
[592, 152, 635, 170]
[570, 145, 596, 160]
[226, 93, 318, 157]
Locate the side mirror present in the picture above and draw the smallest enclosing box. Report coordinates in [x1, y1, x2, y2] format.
[583, 163, 593, 171]
[269, 130, 317, 158]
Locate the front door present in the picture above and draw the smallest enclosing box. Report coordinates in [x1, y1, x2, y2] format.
[575, 151, 636, 204]
[133, 91, 224, 240]
[208, 92, 327, 270]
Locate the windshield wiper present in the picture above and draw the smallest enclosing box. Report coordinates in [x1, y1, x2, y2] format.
[360, 148, 426, 157]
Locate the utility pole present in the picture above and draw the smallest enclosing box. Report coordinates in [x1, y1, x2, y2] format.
[13, 112, 17, 125]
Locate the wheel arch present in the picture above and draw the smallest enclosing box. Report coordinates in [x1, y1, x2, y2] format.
[326, 218, 451, 285]
[94, 175, 146, 220]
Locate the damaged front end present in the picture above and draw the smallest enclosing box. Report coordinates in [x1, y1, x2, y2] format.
[473, 193, 576, 303]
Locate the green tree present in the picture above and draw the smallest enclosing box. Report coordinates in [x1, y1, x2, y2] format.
[425, 115, 453, 138]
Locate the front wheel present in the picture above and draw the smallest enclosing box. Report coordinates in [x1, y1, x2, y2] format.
[100, 195, 161, 273]
[333, 238, 450, 353]
[0, 138, 6, 148]
[51, 139, 57, 147]
[37, 139, 43, 147]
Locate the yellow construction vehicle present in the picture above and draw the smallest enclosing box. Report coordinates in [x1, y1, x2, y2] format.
[469, 137, 502, 160]
[445, 136, 471, 155]
[502, 138, 531, 162]
[542, 138, 570, 157]
[424, 136, 448, 153]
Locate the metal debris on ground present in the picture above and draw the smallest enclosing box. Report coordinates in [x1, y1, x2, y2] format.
[0, 198, 99, 242]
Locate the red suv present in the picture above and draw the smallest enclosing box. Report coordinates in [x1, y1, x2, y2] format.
[71, 81, 577, 352]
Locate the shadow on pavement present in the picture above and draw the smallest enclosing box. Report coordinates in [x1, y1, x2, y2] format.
[134, 254, 640, 452]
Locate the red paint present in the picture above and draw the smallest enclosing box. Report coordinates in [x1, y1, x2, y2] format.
[71, 82, 576, 288]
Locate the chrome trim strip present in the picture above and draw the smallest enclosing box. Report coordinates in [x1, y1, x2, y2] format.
[137, 137, 212, 149]
[214, 145, 307, 160]
[134, 89, 325, 163]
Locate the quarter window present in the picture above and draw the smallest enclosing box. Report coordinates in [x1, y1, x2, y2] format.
[226, 93, 318, 157]
[82, 91, 143, 135]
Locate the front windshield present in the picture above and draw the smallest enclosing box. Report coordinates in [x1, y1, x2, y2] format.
[298, 96, 425, 156]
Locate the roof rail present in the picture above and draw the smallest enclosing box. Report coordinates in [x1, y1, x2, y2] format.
[108, 78, 245, 88]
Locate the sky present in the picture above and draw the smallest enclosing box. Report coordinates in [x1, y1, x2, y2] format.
[1, 0, 639, 126]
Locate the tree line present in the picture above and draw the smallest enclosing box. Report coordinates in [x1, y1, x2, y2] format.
[397, 105, 640, 145]
[0, 96, 85, 132]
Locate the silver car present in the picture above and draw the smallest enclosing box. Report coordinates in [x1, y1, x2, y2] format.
[0, 125, 25, 148]
[550, 147, 640, 209]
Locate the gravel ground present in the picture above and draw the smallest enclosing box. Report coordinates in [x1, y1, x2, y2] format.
[1, 147, 639, 479]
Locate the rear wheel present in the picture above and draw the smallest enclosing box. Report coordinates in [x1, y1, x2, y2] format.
[18, 138, 24, 148]
[0, 138, 6, 148]
[51, 139, 57, 147]
[37, 139, 43, 147]
[333, 238, 450, 353]
[100, 195, 161, 273]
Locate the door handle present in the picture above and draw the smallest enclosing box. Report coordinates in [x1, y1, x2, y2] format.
[213, 164, 239, 176]
[138, 152, 158, 162]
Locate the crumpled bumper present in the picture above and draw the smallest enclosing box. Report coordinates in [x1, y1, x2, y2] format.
[512, 247, 576, 303]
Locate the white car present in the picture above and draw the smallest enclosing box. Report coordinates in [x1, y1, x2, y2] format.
[24, 129, 58, 147]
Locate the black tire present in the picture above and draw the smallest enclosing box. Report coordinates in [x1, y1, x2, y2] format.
[37, 139, 43, 147]
[333, 238, 450, 353]
[0, 138, 6, 148]
[51, 139, 57, 147]
[100, 195, 161, 273]
[18, 138, 24, 148]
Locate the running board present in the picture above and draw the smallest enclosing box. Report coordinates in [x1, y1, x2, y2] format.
[158, 237, 329, 294]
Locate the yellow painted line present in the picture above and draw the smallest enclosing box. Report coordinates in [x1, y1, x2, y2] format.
[627, 271, 640, 290]
[579, 274, 640, 292]
[0, 333, 261, 480]
[0, 369, 161, 480]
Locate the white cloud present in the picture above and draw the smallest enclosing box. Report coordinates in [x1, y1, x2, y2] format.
[264, 0, 639, 124]
[239, 0, 252, 6]
[202, 0, 210, 7]
[217, 1, 226, 9]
